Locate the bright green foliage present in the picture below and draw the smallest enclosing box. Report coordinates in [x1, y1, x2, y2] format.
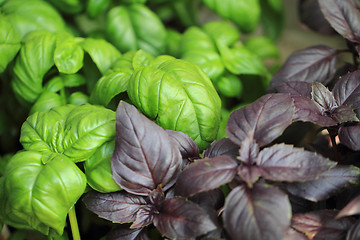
[260, 0, 284, 41]
[0, 151, 86, 236]
[166, 29, 182, 58]
[127, 56, 221, 150]
[46, 0, 83, 14]
[106, 4, 167, 56]
[215, 72, 243, 98]
[0, 16, 21, 73]
[20, 104, 116, 162]
[244, 36, 280, 60]
[86, 0, 111, 18]
[84, 141, 122, 193]
[203, 0, 261, 33]
[1, 0, 66, 38]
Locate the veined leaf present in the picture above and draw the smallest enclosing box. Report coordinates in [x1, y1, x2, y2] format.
[339, 124, 360, 151]
[333, 70, 360, 109]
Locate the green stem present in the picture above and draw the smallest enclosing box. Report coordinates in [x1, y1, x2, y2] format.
[69, 206, 81, 240]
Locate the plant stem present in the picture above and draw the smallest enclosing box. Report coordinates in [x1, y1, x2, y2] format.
[328, 128, 340, 162]
[69, 206, 81, 240]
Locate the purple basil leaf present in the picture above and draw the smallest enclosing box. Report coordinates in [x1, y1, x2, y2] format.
[107, 226, 149, 240]
[223, 183, 291, 240]
[337, 194, 360, 218]
[166, 129, 200, 161]
[339, 124, 360, 151]
[189, 189, 225, 212]
[285, 228, 310, 240]
[275, 81, 312, 98]
[319, 0, 360, 43]
[292, 210, 355, 240]
[333, 70, 360, 109]
[174, 156, 237, 197]
[83, 191, 147, 223]
[131, 205, 154, 229]
[153, 197, 217, 239]
[269, 45, 338, 90]
[202, 138, 239, 159]
[147, 185, 164, 206]
[292, 96, 337, 126]
[331, 105, 359, 123]
[298, 0, 336, 35]
[256, 143, 336, 182]
[238, 135, 259, 164]
[111, 101, 182, 196]
[226, 93, 295, 147]
[346, 219, 360, 240]
[237, 165, 262, 187]
[286, 165, 360, 202]
[311, 82, 338, 112]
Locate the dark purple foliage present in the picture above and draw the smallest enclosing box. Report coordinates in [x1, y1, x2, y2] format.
[202, 138, 239, 159]
[106, 226, 149, 240]
[337, 194, 360, 218]
[339, 124, 360, 151]
[346, 220, 360, 240]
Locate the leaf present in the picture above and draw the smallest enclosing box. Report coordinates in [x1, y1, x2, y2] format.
[203, 0, 261, 33]
[286, 165, 360, 202]
[202, 21, 240, 47]
[29, 91, 64, 115]
[330, 105, 359, 123]
[346, 219, 360, 240]
[130, 205, 154, 229]
[245, 36, 280, 60]
[237, 165, 262, 187]
[153, 197, 217, 239]
[202, 138, 239, 159]
[106, 4, 167, 56]
[269, 45, 338, 90]
[89, 68, 132, 106]
[257, 143, 336, 182]
[238, 135, 260, 164]
[175, 156, 238, 198]
[86, 0, 111, 18]
[83, 191, 147, 223]
[21, 104, 116, 162]
[292, 210, 355, 240]
[319, 0, 360, 43]
[12, 31, 56, 103]
[0, 151, 86, 236]
[223, 183, 291, 240]
[111, 101, 182, 196]
[260, 0, 285, 41]
[84, 141, 122, 193]
[54, 34, 84, 74]
[107, 226, 149, 240]
[339, 124, 360, 151]
[2, 0, 66, 38]
[180, 26, 224, 80]
[275, 81, 312, 98]
[226, 93, 295, 147]
[333, 70, 360, 109]
[81, 38, 121, 75]
[337, 195, 360, 218]
[127, 57, 221, 151]
[311, 82, 338, 112]
[292, 96, 337, 126]
[0, 16, 21, 73]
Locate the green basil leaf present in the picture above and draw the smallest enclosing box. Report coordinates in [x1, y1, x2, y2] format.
[90, 69, 132, 106]
[86, 0, 111, 19]
[203, 21, 240, 47]
[166, 29, 182, 58]
[12, 31, 57, 103]
[244, 36, 280, 60]
[106, 4, 167, 56]
[0, 16, 21, 73]
[111, 50, 136, 70]
[67, 92, 89, 106]
[215, 72, 243, 98]
[82, 38, 121, 75]
[132, 49, 154, 70]
[54, 34, 84, 74]
[0, 151, 86, 236]
[2, 0, 66, 38]
[61, 73, 86, 87]
[128, 57, 221, 150]
[46, 0, 83, 14]
[219, 44, 268, 76]
[20, 104, 116, 162]
[260, 0, 284, 41]
[181, 27, 224, 79]
[84, 141, 121, 193]
[29, 91, 65, 115]
[203, 0, 261, 33]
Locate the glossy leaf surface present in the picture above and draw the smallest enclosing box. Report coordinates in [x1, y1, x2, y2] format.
[153, 197, 217, 239]
[269, 45, 338, 90]
[111, 102, 182, 196]
[175, 156, 237, 197]
[226, 93, 294, 147]
[0, 151, 86, 236]
[83, 191, 147, 223]
[337, 195, 360, 218]
[319, 0, 360, 43]
[127, 57, 221, 150]
[333, 70, 360, 109]
[339, 124, 360, 151]
[202, 138, 239, 159]
[223, 183, 291, 240]
[286, 165, 360, 201]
